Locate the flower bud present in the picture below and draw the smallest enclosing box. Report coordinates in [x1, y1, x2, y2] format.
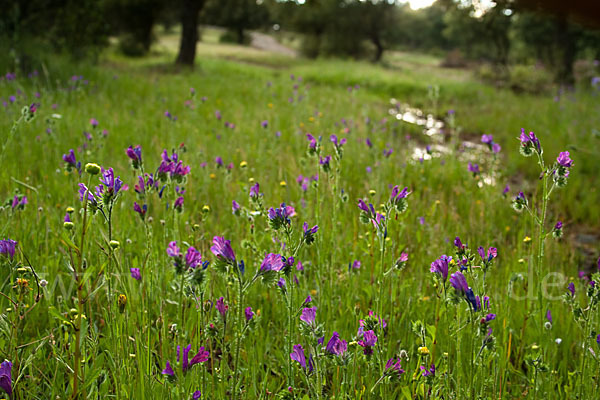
[63, 221, 74, 230]
[118, 294, 127, 313]
[109, 240, 120, 249]
[85, 163, 101, 175]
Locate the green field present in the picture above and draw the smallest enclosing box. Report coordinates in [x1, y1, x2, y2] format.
[1, 30, 599, 399]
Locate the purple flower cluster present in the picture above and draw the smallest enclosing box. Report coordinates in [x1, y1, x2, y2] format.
[0, 239, 17, 260]
[162, 344, 209, 378]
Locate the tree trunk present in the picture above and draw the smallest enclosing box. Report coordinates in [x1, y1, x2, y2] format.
[372, 35, 384, 63]
[555, 14, 577, 84]
[175, 0, 205, 67]
[237, 27, 244, 44]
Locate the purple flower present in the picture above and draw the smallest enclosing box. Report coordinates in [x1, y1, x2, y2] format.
[62, 149, 81, 173]
[185, 247, 202, 269]
[215, 156, 223, 167]
[430, 255, 451, 282]
[390, 185, 409, 203]
[126, 145, 142, 163]
[597, 334, 600, 346]
[325, 332, 348, 356]
[385, 358, 405, 378]
[245, 307, 254, 321]
[567, 282, 575, 296]
[366, 138, 373, 148]
[468, 162, 480, 175]
[0, 239, 18, 260]
[454, 236, 466, 250]
[482, 313, 496, 323]
[546, 309, 552, 323]
[0, 360, 12, 398]
[232, 200, 240, 214]
[554, 221, 563, 232]
[319, 155, 332, 170]
[478, 247, 497, 263]
[300, 307, 317, 325]
[133, 202, 147, 219]
[216, 297, 228, 316]
[162, 361, 174, 376]
[78, 183, 97, 205]
[420, 364, 435, 377]
[352, 260, 361, 269]
[357, 199, 370, 214]
[330, 134, 347, 148]
[99, 167, 123, 196]
[260, 253, 285, 272]
[492, 143, 501, 153]
[290, 344, 307, 370]
[211, 236, 236, 263]
[64, 213, 71, 223]
[306, 133, 317, 150]
[167, 241, 181, 258]
[358, 330, 378, 355]
[249, 183, 260, 198]
[277, 277, 286, 289]
[193, 391, 201, 399]
[450, 271, 469, 293]
[503, 184, 510, 195]
[302, 222, 318, 244]
[174, 196, 184, 211]
[268, 203, 296, 227]
[261, 120, 268, 128]
[130, 268, 141, 281]
[481, 134, 494, 144]
[557, 151, 573, 168]
[519, 129, 541, 153]
[90, 118, 98, 127]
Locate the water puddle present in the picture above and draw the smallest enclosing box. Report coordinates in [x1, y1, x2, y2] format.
[388, 98, 496, 187]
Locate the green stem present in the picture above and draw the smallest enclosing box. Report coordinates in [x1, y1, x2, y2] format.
[232, 276, 244, 399]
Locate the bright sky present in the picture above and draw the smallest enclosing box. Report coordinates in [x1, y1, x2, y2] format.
[406, 0, 436, 9]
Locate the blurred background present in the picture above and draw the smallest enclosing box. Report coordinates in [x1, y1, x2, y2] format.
[2, 0, 600, 92]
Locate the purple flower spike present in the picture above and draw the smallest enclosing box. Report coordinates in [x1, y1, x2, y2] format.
[211, 236, 236, 263]
[385, 358, 405, 378]
[358, 330, 378, 355]
[216, 297, 228, 316]
[166, 241, 181, 258]
[130, 268, 141, 281]
[567, 282, 575, 296]
[0, 360, 12, 398]
[325, 332, 348, 356]
[249, 183, 260, 198]
[430, 255, 451, 282]
[546, 309, 552, 323]
[260, 253, 285, 272]
[557, 151, 573, 168]
[185, 247, 202, 269]
[0, 239, 18, 260]
[481, 134, 494, 144]
[162, 361, 174, 376]
[290, 344, 307, 369]
[245, 307, 254, 321]
[300, 307, 317, 325]
[126, 145, 142, 163]
[450, 271, 469, 293]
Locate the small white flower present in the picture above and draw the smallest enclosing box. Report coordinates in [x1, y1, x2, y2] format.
[555, 338, 562, 345]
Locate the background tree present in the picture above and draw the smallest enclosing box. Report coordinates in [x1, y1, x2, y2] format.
[175, 0, 206, 67]
[201, 0, 269, 44]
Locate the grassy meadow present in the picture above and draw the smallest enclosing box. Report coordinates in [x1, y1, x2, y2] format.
[1, 28, 599, 399]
